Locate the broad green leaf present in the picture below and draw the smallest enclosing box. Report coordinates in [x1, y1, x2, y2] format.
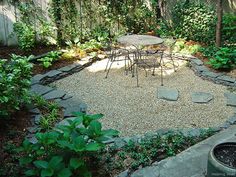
[88, 113, 103, 120]
[25, 169, 37, 176]
[73, 136, 86, 152]
[57, 140, 73, 150]
[85, 142, 102, 151]
[89, 121, 102, 135]
[19, 157, 33, 166]
[41, 168, 54, 177]
[49, 156, 63, 168]
[72, 111, 85, 117]
[58, 168, 72, 177]
[33, 160, 48, 169]
[102, 129, 119, 137]
[69, 158, 84, 169]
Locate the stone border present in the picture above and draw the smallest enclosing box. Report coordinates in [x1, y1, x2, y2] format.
[25, 55, 236, 176]
[190, 57, 236, 87]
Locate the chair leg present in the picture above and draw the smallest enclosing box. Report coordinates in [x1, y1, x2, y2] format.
[105, 60, 114, 78]
[136, 63, 139, 87]
[104, 57, 111, 72]
[160, 54, 164, 86]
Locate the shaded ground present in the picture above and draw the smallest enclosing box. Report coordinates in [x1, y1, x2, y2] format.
[54, 59, 234, 136]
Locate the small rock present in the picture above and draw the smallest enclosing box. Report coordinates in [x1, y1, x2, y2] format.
[226, 115, 236, 125]
[157, 86, 179, 101]
[191, 59, 203, 66]
[116, 170, 129, 177]
[114, 138, 127, 149]
[26, 126, 39, 134]
[29, 108, 40, 114]
[191, 92, 213, 103]
[219, 122, 231, 129]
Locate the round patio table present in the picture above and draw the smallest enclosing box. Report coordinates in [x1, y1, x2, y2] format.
[117, 34, 164, 87]
[117, 34, 164, 47]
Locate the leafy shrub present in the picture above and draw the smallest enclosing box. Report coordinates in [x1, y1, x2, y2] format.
[37, 51, 61, 68]
[222, 13, 236, 45]
[18, 112, 119, 177]
[172, 1, 215, 44]
[13, 22, 36, 51]
[207, 47, 236, 70]
[0, 55, 32, 117]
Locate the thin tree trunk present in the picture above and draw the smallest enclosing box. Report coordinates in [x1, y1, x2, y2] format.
[216, 0, 223, 47]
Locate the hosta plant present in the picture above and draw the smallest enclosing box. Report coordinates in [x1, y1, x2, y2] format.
[18, 112, 119, 177]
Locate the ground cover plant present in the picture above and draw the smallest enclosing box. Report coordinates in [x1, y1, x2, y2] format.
[1, 0, 236, 176]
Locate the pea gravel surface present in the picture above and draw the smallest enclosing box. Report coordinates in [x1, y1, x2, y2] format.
[53, 60, 234, 136]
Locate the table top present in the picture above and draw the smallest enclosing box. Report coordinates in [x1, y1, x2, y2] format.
[117, 34, 164, 46]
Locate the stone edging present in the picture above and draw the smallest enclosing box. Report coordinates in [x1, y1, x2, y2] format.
[190, 58, 236, 87]
[25, 56, 236, 176]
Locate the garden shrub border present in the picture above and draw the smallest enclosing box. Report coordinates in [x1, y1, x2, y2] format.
[26, 55, 236, 176]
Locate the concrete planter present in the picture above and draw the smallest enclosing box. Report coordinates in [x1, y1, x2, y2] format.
[207, 142, 236, 177]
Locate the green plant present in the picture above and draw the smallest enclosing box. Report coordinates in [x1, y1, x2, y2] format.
[40, 108, 59, 130]
[207, 47, 236, 70]
[172, 1, 215, 44]
[18, 112, 119, 177]
[37, 51, 61, 68]
[222, 13, 236, 45]
[0, 54, 32, 117]
[13, 22, 36, 51]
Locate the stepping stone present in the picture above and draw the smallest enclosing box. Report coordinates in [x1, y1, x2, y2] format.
[30, 84, 54, 95]
[43, 70, 62, 78]
[42, 89, 66, 100]
[131, 166, 160, 177]
[191, 92, 213, 103]
[224, 92, 236, 107]
[157, 86, 179, 101]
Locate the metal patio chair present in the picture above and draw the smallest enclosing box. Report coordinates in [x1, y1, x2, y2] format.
[104, 41, 134, 78]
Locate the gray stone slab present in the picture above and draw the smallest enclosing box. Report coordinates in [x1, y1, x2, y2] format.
[116, 170, 129, 177]
[224, 92, 236, 107]
[157, 86, 179, 101]
[31, 74, 45, 85]
[226, 115, 236, 125]
[191, 92, 213, 103]
[114, 138, 126, 149]
[29, 108, 40, 114]
[43, 70, 62, 78]
[30, 84, 54, 95]
[62, 94, 73, 100]
[194, 65, 209, 72]
[42, 89, 66, 100]
[58, 64, 79, 72]
[191, 59, 203, 66]
[181, 129, 201, 137]
[201, 71, 222, 78]
[131, 166, 160, 177]
[218, 75, 235, 83]
[63, 106, 79, 117]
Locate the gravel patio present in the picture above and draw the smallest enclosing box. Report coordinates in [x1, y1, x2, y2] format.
[53, 58, 234, 136]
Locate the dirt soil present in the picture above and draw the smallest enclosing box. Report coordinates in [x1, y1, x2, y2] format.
[214, 144, 236, 168]
[0, 45, 80, 75]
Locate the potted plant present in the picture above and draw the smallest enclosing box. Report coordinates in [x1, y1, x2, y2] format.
[207, 142, 236, 177]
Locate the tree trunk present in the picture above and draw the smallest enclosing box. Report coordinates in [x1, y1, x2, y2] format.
[216, 0, 223, 47]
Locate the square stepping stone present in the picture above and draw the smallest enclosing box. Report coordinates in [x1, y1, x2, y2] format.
[224, 92, 236, 107]
[191, 92, 213, 103]
[157, 86, 179, 101]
